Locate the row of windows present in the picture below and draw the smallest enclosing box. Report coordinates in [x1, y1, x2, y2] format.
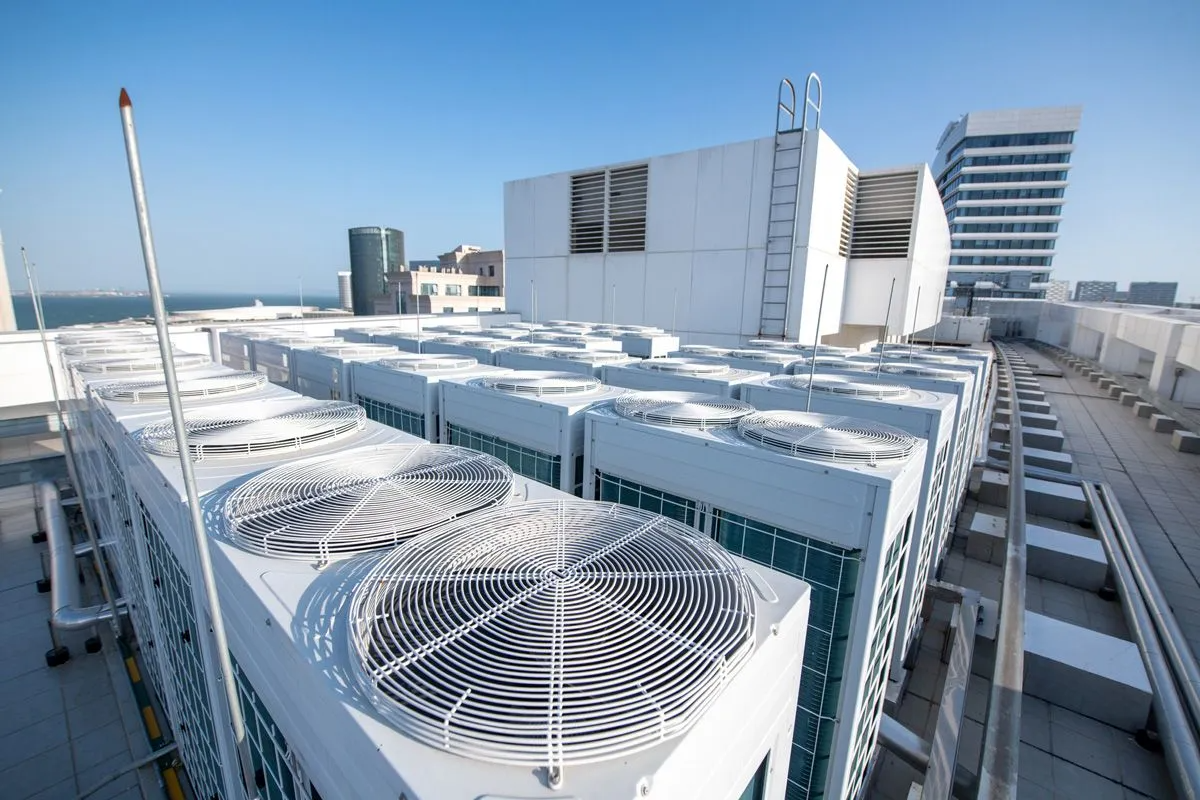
[948, 204, 1062, 219]
[356, 395, 425, 438]
[952, 238, 1056, 251]
[936, 151, 1071, 185]
[946, 187, 1065, 205]
[950, 255, 1053, 267]
[940, 170, 1068, 194]
[952, 222, 1058, 234]
[945, 130, 1075, 162]
[448, 423, 564, 489]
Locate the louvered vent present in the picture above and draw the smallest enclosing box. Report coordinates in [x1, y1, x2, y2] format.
[608, 164, 649, 252]
[97, 372, 268, 403]
[738, 410, 918, 465]
[615, 391, 754, 429]
[223, 444, 513, 562]
[378, 355, 478, 372]
[136, 400, 366, 460]
[570, 171, 606, 254]
[638, 358, 731, 376]
[772, 374, 912, 400]
[548, 349, 631, 364]
[839, 168, 859, 258]
[348, 499, 756, 768]
[850, 169, 919, 259]
[476, 371, 600, 396]
[75, 353, 211, 374]
[62, 342, 162, 358]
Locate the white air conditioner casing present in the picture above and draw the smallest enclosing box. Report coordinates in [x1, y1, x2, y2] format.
[439, 370, 628, 495]
[601, 358, 768, 399]
[704, 348, 801, 375]
[350, 355, 507, 442]
[529, 331, 624, 352]
[497, 347, 637, 378]
[420, 336, 516, 365]
[291, 343, 400, 401]
[584, 399, 926, 800]
[617, 332, 680, 358]
[741, 373, 958, 674]
[250, 337, 344, 389]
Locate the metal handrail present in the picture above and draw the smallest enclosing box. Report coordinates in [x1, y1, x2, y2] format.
[976, 344, 1027, 800]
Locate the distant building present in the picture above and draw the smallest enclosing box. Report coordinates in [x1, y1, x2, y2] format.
[336, 271, 352, 312]
[934, 106, 1082, 309]
[1044, 280, 1070, 302]
[348, 227, 405, 315]
[1074, 280, 1117, 302]
[1127, 281, 1178, 307]
[377, 245, 505, 315]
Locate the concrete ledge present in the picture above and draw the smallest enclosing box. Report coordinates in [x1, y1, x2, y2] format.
[1098, 378, 1114, 391]
[977, 469, 1087, 521]
[1171, 430, 1200, 453]
[1149, 414, 1179, 433]
[1133, 401, 1158, 419]
[1107, 384, 1126, 399]
[1119, 392, 1139, 407]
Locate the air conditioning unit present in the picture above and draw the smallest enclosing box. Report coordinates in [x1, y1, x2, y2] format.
[616, 331, 680, 359]
[367, 330, 447, 354]
[291, 343, 400, 402]
[741, 372, 958, 674]
[530, 332, 624, 352]
[211, 497, 810, 799]
[439, 370, 627, 495]
[479, 327, 536, 341]
[332, 327, 379, 344]
[746, 340, 858, 356]
[674, 344, 733, 357]
[56, 329, 157, 346]
[69, 353, 213, 398]
[495, 346, 636, 378]
[584, 395, 926, 800]
[420, 335, 516, 365]
[350, 354, 506, 442]
[601, 357, 768, 399]
[250, 337, 343, 389]
[60, 341, 163, 359]
[711, 348, 800, 375]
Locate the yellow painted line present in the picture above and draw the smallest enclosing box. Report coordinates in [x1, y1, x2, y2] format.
[163, 767, 185, 800]
[141, 706, 162, 740]
[125, 656, 142, 684]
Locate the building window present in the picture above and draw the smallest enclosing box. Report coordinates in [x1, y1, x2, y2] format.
[420, 283, 438, 295]
[443, 307, 454, 313]
[569, 164, 649, 254]
[468, 306, 478, 312]
[445, 284, 462, 296]
[488, 265, 496, 277]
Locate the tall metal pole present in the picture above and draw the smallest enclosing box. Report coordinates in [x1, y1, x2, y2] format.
[672, 289, 678, 336]
[909, 286, 922, 361]
[529, 280, 537, 343]
[877, 278, 897, 379]
[21, 249, 121, 639]
[298, 275, 304, 323]
[805, 264, 830, 413]
[118, 88, 258, 800]
[611, 284, 616, 326]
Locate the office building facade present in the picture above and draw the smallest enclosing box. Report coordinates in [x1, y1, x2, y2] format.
[1127, 281, 1178, 307]
[1074, 281, 1117, 302]
[1045, 280, 1070, 303]
[337, 270, 353, 311]
[380, 245, 506, 315]
[933, 106, 1082, 310]
[348, 226, 406, 315]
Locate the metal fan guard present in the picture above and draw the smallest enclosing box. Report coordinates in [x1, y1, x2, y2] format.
[223, 444, 513, 561]
[96, 372, 268, 403]
[379, 354, 478, 372]
[615, 390, 754, 429]
[637, 357, 731, 376]
[476, 371, 600, 396]
[75, 353, 211, 374]
[61, 342, 163, 358]
[774, 374, 911, 400]
[548, 349, 630, 363]
[678, 345, 732, 356]
[348, 499, 756, 768]
[738, 409, 917, 464]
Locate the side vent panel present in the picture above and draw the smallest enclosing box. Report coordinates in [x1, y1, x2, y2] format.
[849, 169, 919, 259]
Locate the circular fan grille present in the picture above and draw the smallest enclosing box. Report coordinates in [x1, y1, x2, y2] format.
[548, 349, 630, 364]
[738, 410, 917, 464]
[728, 349, 796, 364]
[430, 335, 471, 345]
[57, 331, 155, 346]
[312, 344, 397, 357]
[435, 326, 483, 336]
[379, 354, 478, 372]
[224, 444, 513, 561]
[788, 356, 856, 372]
[75, 353, 211, 374]
[745, 338, 796, 349]
[877, 349, 958, 364]
[638, 357, 731, 376]
[96, 372, 268, 403]
[476, 371, 600, 396]
[505, 343, 555, 355]
[775, 374, 912, 400]
[453, 338, 513, 352]
[875, 362, 960, 378]
[348, 499, 756, 767]
[61, 342, 162, 358]
[136, 400, 366, 460]
[615, 391, 754, 429]
[482, 329, 532, 340]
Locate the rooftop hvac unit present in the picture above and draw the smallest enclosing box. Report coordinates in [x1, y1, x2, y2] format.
[675, 344, 733, 357]
[616, 331, 680, 358]
[61, 341, 163, 359]
[56, 329, 156, 346]
[290, 343, 400, 402]
[368, 331, 449, 354]
[218, 331, 268, 370]
[741, 372, 958, 674]
[530, 332, 623, 352]
[479, 328, 535, 340]
[96, 371, 269, 404]
[713, 348, 800, 375]
[351, 355, 506, 442]
[601, 357, 768, 399]
[494, 346, 635, 378]
[746, 340, 858, 356]
[584, 401, 925, 800]
[439, 370, 627, 495]
[248, 337, 343, 389]
[331, 327, 378, 343]
[74, 352, 211, 374]
[429, 325, 484, 336]
[421, 336, 516, 365]
[221, 442, 514, 563]
[612, 323, 664, 333]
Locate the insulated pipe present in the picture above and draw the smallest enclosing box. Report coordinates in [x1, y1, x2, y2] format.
[1083, 482, 1200, 800]
[38, 480, 126, 631]
[877, 715, 978, 800]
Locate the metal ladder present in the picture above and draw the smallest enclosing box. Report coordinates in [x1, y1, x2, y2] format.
[759, 74, 822, 339]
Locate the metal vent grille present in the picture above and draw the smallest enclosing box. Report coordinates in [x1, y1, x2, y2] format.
[547, 349, 630, 364]
[745, 339, 797, 350]
[97, 372, 268, 403]
[850, 169, 919, 259]
[61, 342, 162, 358]
[738, 410, 917, 464]
[378, 354, 478, 372]
[483, 329, 533, 340]
[788, 356, 857, 372]
[638, 357, 731, 376]
[839, 168, 859, 258]
[679, 345, 732, 356]
[773, 374, 911, 400]
[312, 344, 397, 358]
[727, 349, 797, 364]
[875, 363, 960, 378]
[452, 338, 513, 352]
[57, 331, 155, 346]
[223, 444, 513, 561]
[75, 353, 211, 374]
[570, 171, 605, 253]
[608, 164, 649, 252]
[476, 371, 600, 396]
[136, 400, 366, 460]
[505, 344, 555, 355]
[431, 335, 471, 345]
[615, 391, 754, 429]
[876, 350, 960, 365]
[348, 499, 756, 768]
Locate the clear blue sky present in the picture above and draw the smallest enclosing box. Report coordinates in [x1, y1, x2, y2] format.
[1, 1, 1197, 299]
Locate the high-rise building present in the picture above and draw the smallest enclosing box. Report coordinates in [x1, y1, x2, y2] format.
[933, 106, 1082, 310]
[336, 270, 352, 311]
[1073, 280, 1117, 302]
[1127, 281, 1178, 307]
[348, 227, 405, 315]
[1045, 280, 1070, 303]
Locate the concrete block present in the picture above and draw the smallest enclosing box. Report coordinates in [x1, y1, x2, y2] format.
[966, 510, 1005, 565]
[1133, 402, 1158, 419]
[1171, 430, 1200, 453]
[1089, 372, 1102, 383]
[1016, 388, 1046, 402]
[968, 512, 1107, 589]
[1080, 367, 1093, 376]
[1107, 384, 1125, 399]
[1119, 392, 1138, 407]
[977, 469, 1086, 521]
[1020, 412, 1059, 430]
[1149, 414, 1179, 433]
[1098, 378, 1114, 391]
[989, 443, 1074, 473]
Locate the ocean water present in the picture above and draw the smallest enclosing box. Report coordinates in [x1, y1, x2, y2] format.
[12, 293, 340, 331]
